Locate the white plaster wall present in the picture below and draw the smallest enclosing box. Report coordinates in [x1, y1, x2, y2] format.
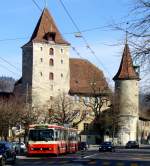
[32, 42, 70, 108]
[116, 80, 139, 145]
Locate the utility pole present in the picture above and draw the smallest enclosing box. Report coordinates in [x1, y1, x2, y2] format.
[26, 83, 29, 105]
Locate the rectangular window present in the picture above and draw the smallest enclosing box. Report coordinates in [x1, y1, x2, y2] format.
[40, 72, 43, 76]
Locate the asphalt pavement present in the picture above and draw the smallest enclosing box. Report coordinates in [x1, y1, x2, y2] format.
[5, 145, 150, 166]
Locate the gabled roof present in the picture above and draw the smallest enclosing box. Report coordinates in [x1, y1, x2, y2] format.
[28, 8, 69, 45]
[14, 59, 110, 96]
[69, 58, 110, 96]
[113, 44, 139, 80]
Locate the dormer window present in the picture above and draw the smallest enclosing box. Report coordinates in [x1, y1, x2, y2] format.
[44, 32, 56, 42]
[49, 48, 54, 55]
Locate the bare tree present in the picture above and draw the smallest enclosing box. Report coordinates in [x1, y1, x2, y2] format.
[0, 94, 43, 141]
[0, 96, 25, 140]
[114, 0, 150, 67]
[82, 80, 112, 137]
[48, 92, 87, 127]
[0, 76, 15, 92]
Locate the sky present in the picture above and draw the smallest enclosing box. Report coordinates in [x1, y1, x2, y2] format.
[0, 0, 136, 86]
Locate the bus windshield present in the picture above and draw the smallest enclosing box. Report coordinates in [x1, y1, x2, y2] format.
[28, 129, 54, 141]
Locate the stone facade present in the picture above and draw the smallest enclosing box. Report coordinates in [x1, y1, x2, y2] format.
[22, 42, 70, 108]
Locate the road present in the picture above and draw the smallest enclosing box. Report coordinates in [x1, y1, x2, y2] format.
[6, 146, 150, 166]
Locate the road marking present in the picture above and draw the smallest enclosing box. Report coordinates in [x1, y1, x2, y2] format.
[83, 153, 99, 158]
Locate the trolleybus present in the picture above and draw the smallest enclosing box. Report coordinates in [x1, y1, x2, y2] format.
[26, 124, 78, 156]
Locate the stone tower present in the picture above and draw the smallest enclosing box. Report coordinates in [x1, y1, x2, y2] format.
[22, 8, 70, 109]
[113, 42, 139, 145]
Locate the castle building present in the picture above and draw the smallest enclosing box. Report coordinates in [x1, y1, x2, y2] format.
[21, 8, 70, 108]
[113, 42, 139, 145]
[14, 7, 109, 140]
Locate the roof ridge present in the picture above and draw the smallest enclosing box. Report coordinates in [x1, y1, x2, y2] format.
[28, 8, 69, 45]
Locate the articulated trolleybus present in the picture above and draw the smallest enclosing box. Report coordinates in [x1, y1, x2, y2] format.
[27, 124, 78, 156]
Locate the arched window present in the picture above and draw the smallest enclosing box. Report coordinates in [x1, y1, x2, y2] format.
[49, 72, 54, 80]
[60, 48, 64, 53]
[49, 58, 54, 66]
[49, 48, 54, 55]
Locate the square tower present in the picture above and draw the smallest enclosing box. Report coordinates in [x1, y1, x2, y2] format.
[22, 8, 70, 109]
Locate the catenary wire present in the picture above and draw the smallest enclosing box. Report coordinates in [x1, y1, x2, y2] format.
[0, 56, 20, 72]
[59, 0, 112, 77]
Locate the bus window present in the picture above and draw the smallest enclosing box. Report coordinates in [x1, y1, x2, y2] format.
[28, 129, 54, 141]
[60, 130, 64, 140]
[55, 130, 60, 141]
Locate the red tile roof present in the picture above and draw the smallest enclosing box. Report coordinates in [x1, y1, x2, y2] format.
[15, 59, 110, 96]
[113, 44, 139, 80]
[28, 8, 69, 45]
[69, 58, 110, 96]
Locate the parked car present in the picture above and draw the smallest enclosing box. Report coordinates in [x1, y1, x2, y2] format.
[78, 142, 88, 151]
[12, 142, 26, 154]
[19, 142, 26, 153]
[0, 141, 16, 166]
[125, 141, 139, 149]
[99, 141, 115, 152]
[12, 142, 20, 154]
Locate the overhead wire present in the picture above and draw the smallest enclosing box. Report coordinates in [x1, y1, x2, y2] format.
[0, 56, 20, 72]
[31, 0, 85, 61]
[59, 0, 112, 78]
[0, 37, 28, 42]
[31, 0, 71, 88]
[32, 0, 43, 12]
[0, 64, 20, 77]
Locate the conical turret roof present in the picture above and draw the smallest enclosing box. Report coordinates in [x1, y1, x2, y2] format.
[28, 8, 69, 45]
[113, 43, 139, 80]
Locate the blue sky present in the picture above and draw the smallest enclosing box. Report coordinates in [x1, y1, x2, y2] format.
[0, 0, 135, 85]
